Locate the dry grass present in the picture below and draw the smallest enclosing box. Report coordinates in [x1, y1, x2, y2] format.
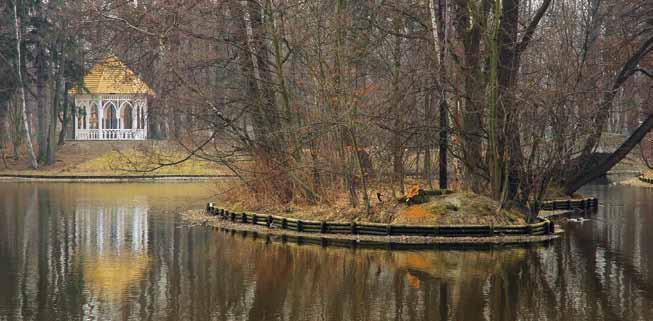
[393, 192, 526, 225]
[212, 179, 527, 226]
[621, 176, 653, 188]
[0, 140, 227, 176]
[641, 169, 653, 179]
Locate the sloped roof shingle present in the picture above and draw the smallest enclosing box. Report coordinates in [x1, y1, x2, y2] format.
[69, 55, 154, 96]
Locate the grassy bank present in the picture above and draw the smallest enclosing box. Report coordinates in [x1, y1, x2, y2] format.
[1, 141, 228, 177]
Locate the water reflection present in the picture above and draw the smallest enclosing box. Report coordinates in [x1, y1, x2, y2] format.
[77, 205, 150, 302]
[1, 182, 653, 320]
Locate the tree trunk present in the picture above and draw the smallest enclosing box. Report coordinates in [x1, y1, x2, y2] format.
[57, 82, 69, 145]
[423, 91, 433, 188]
[576, 36, 653, 166]
[391, 17, 405, 195]
[434, 0, 449, 190]
[10, 98, 22, 160]
[35, 15, 49, 164]
[48, 49, 65, 165]
[565, 113, 653, 194]
[0, 101, 8, 168]
[453, 0, 486, 193]
[230, 0, 293, 201]
[14, 2, 38, 169]
[439, 98, 448, 189]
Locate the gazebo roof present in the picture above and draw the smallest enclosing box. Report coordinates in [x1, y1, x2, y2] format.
[69, 55, 155, 96]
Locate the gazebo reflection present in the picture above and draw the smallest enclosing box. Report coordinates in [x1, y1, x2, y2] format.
[74, 204, 151, 302]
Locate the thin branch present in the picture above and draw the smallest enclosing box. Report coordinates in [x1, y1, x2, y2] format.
[635, 68, 653, 79]
[94, 8, 159, 37]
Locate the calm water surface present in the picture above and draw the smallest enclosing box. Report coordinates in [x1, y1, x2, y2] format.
[1, 181, 652, 321]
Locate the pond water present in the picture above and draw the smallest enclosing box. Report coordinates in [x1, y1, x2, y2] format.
[1, 181, 652, 321]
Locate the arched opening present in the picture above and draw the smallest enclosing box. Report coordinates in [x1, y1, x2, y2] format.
[137, 105, 145, 129]
[90, 103, 99, 129]
[78, 105, 87, 129]
[104, 103, 118, 129]
[121, 103, 133, 129]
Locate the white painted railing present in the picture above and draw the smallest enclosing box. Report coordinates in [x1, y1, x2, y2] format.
[75, 129, 146, 140]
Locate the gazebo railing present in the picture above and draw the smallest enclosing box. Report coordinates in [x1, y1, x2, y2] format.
[76, 129, 146, 140]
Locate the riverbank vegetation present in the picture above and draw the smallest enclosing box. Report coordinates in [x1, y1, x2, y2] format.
[1, 0, 651, 221]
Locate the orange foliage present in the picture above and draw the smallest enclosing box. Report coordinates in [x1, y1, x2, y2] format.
[403, 253, 430, 270]
[402, 204, 430, 220]
[405, 184, 421, 199]
[406, 273, 421, 289]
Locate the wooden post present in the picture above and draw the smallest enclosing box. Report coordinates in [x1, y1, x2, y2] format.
[282, 218, 287, 229]
[267, 215, 273, 228]
[242, 213, 247, 223]
[297, 220, 303, 232]
[320, 221, 326, 233]
[252, 213, 258, 224]
[351, 222, 357, 234]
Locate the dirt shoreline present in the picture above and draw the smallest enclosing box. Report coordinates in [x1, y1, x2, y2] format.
[182, 210, 561, 247]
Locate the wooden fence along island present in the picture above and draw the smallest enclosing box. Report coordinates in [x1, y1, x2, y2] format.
[203, 197, 598, 247]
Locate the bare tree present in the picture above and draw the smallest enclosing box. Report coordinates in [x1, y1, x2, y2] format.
[13, 0, 37, 169]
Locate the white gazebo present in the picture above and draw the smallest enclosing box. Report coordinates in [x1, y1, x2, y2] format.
[70, 55, 154, 140]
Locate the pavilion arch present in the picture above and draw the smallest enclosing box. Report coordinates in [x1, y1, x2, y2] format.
[121, 101, 134, 129]
[89, 103, 99, 129]
[136, 103, 146, 130]
[103, 102, 118, 129]
[77, 103, 88, 130]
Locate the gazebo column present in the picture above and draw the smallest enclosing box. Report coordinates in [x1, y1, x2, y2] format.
[98, 97, 103, 139]
[117, 105, 122, 139]
[132, 102, 137, 130]
[73, 100, 78, 139]
[131, 101, 137, 139]
[84, 104, 89, 130]
[144, 97, 148, 139]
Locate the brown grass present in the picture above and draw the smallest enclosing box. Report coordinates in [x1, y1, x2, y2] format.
[212, 179, 528, 226]
[0, 140, 227, 176]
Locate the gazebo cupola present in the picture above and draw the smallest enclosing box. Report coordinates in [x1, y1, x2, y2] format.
[70, 55, 154, 140]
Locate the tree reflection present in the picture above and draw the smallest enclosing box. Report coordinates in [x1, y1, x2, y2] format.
[3, 183, 653, 320]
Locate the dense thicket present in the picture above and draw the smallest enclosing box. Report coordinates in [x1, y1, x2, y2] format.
[1, 0, 651, 217]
